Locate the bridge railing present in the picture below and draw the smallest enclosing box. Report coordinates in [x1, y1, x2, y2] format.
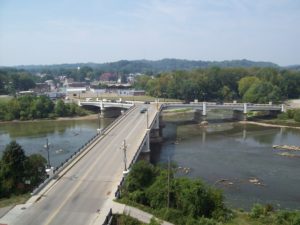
[31, 105, 136, 196]
[114, 105, 165, 199]
[102, 208, 113, 225]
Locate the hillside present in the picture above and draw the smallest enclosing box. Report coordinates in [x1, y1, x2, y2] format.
[14, 58, 279, 73]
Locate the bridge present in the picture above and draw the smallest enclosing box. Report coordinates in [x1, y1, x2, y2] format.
[0, 103, 161, 225]
[0, 101, 286, 225]
[78, 100, 134, 117]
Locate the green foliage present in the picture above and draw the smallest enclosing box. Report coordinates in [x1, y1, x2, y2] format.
[294, 110, 300, 122]
[121, 161, 226, 225]
[149, 217, 162, 225]
[113, 214, 145, 225]
[134, 67, 300, 103]
[238, 76, 260, 97]
[249, 204, 274, 219]
[24, 154, 47, 187]
[0, 141, 47, 198]
[0, 95, 87, 121]
[243, 81, 281, 103]
[125, 161, 156, 192]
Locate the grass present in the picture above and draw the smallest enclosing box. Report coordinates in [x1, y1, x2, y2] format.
[0, 193, 31, 208]
[258, 118, 300, 127]
[0, 95, 12, 104]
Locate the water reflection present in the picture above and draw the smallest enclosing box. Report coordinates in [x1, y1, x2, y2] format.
[151, 115, 300, 210]
[0, 118, 114, 167]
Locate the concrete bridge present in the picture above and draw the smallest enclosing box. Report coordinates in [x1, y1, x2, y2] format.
[78, 100, 134, 117]
[1, 101, 286, 225]
[163, 101, 285, 120]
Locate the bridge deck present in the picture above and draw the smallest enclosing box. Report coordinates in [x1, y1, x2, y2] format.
[2, 104, 158, 225]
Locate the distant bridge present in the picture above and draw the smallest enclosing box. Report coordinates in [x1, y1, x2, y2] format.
[79, 100, 285, 118]
[163, 102, 285, 114]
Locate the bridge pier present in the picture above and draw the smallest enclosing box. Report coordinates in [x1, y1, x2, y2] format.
[202, 128, 206, 143]
[233, 110, 247, 121]
[142, 129, 151, 153]
[100, 108, 122, 118]
[194, 109, 207, 123]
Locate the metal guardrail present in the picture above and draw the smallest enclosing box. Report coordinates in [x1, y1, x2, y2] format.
[102, 208, 113, 225]
[31, 105, 136, 196]
[114, 104, 165, 199]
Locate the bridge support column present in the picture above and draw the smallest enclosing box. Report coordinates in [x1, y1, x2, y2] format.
[281, 104, 286, 112]
[194, 109, 208, 123]
[202, 102, 207, 116]
[233, 110, 247, 121]
[142, 129, 151, 153]
[202, 128, 206, 143]
[243, 103, 248, 114]
[243, 128, 247, 140]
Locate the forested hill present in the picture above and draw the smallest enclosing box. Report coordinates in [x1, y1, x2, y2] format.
[14, 59, 279, 73]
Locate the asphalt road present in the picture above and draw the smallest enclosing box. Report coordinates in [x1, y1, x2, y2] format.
[10, 104, 157, 225]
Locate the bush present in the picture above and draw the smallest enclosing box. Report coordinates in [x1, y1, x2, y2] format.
[294, 109, 300, 122]
[250, 204, 265, 218]
[287, 109, 296, 119]
[277, 113, 288, 120]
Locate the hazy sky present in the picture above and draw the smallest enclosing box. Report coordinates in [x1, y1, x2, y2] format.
[0, 0, 299, 66]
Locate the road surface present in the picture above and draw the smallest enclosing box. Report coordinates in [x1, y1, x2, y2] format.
[5, 104, 157, 225]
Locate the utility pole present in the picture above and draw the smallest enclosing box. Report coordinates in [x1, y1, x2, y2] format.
[44, 138, 51, 168]
[122, 140, 127, 171]
[167, 156, 170, 209]
[146, 109, 149, 128]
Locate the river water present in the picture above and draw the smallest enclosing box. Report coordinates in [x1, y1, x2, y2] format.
[1, 112, 299, 210]
[0, 118, 114, 167]
[151, 111, 300, 210]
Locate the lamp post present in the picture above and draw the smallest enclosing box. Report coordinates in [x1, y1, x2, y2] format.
[97, 102, 101, 134]
[146, 109, 149, 128]
[44, 138, 51, 168]
[121, 140, 127, 172]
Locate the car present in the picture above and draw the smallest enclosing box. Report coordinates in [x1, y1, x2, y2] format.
[144, 101, 150, 104]
[140, 108, 147, 113]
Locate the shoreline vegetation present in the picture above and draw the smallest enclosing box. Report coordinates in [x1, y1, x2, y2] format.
[116, 161, 300, 225]
[0, 113, 98, 124]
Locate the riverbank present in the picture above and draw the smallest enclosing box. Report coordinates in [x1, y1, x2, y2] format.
[0, 114, 98, 124]
[240, 120, 300, 130]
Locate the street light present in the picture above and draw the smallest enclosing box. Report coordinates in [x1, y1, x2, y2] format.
[44, 138, 51, 168]
[146, 109, 149, 128]
[121, 140, 127, 172]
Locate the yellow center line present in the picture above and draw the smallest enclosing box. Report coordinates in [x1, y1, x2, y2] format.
[42, 107, 146, 225]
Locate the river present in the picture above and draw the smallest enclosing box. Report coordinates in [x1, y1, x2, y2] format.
[151, 111, 300, 210]
[0, 117, 114, 167]
[1, 112, 299, 210]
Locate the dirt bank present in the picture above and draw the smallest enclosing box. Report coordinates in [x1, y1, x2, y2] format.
[239, 121, 300, 130]
[0, 114, 98, 124]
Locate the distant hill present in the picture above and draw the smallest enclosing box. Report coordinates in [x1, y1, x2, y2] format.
[14, 58, 279, 74]
[285, 65, 300, 71]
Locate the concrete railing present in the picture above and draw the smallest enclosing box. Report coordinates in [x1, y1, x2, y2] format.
[31, 105, 136, 196]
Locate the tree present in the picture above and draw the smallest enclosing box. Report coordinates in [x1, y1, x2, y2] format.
[0, 141, 27, 196]
[243, 81, 281, 103]
[24, 154, 47, 188]
[54, 99, 67, 117]
[125, 160, 156, 192]
[0, 141, 48, 197]
[238, 76, 260, 97]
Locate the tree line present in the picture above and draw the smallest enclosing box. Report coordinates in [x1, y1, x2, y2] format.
[119, 161, 300, 225]
[0, 141, 47, 198]
[134, 67, 300, 103]
[0, 95, 88, 121]
[120, 161, 227, 225]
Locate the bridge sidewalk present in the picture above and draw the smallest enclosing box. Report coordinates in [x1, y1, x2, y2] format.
[95, 200, 174, 225]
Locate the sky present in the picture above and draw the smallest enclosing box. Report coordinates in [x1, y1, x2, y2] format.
[0, 0, 299, 66]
